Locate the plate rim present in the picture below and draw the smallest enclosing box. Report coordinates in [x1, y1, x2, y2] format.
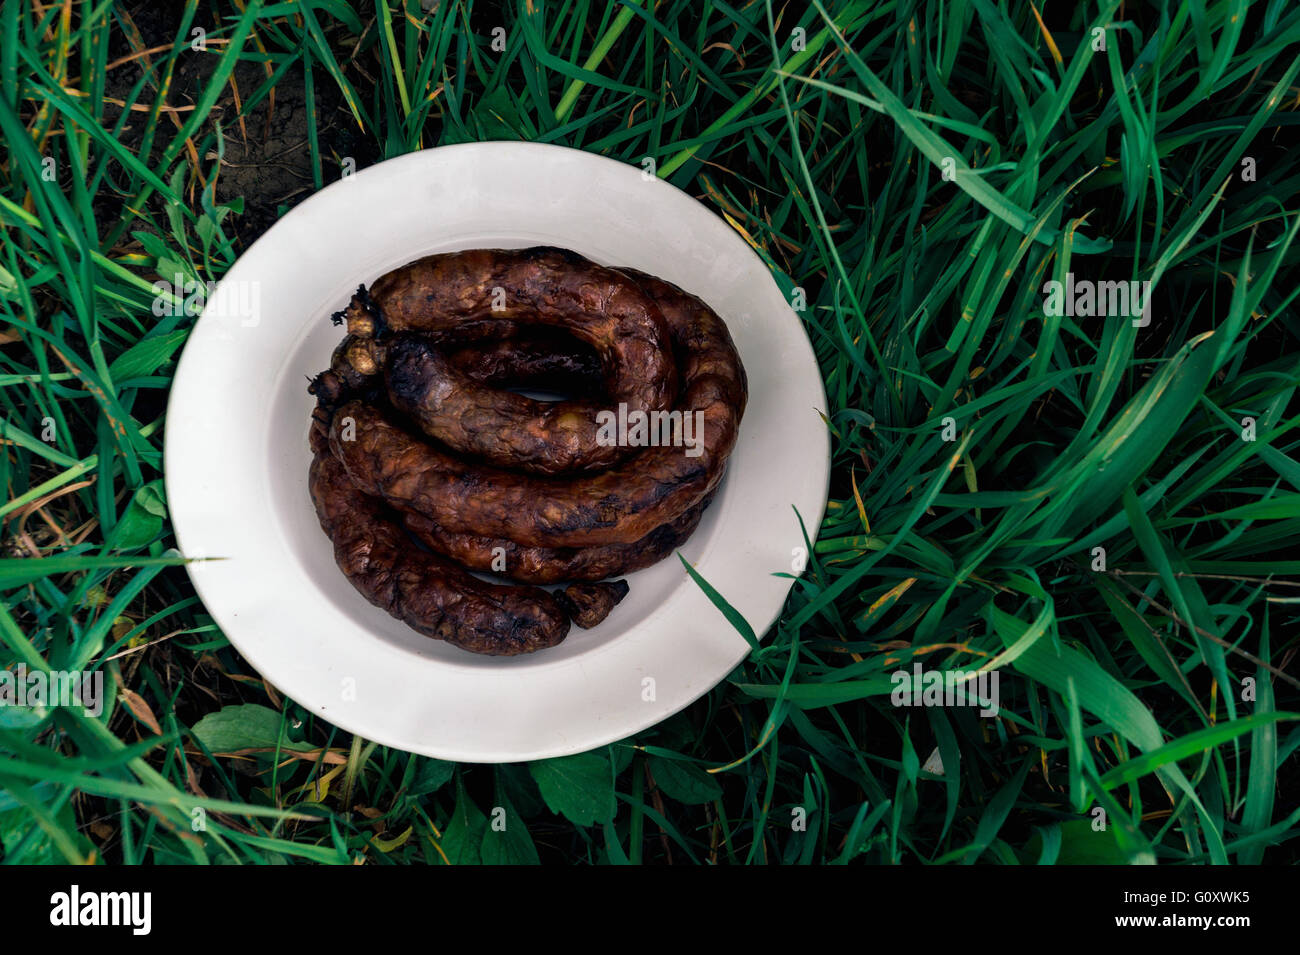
[164, 141, 831, 762]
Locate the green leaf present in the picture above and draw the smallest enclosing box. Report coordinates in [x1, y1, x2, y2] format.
[0, 262, 17, 300]
[136, 481, 167, 518]
[0, 704, 49, 730]
[471, 87, 525, 140]
[189, 704, 314, 752]
[529, 751, 616, 826]
[677, 554, 759, 650]
[990, 605, 1229, 864]
[497, 763, 545, 817]
[648, 756, 722, 804]
[1097, 712, 1299, 789]
[115, 481, 168, 550]
[1240, 622, 1277, 864]
[480, 784, 539, 865]
[409, 757, 455, 796]
[107, 330, 189, 381]
[732, 678, 895, 706]
[1026, 819, 1129, 865]
[1063, 333, 1217, 530]
[609, 741, 635, 776]
[0, 555, 189, 588]
[440, 774, 487, 865]
[0, 799, 92, 864]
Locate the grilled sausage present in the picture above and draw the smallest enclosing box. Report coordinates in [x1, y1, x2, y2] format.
[556, 580, 630, 629]
[337, 247, 679, 476]
[308, 333, 634, 638]
[401, 492, 714, 584]
[385, 335, 637, 475]
[328, 269, 746, 548]
[322, 329, 621, 476]
[310, 251, 746, 653]
[307, 412, 571, 656]
[313, 331, 602, 407]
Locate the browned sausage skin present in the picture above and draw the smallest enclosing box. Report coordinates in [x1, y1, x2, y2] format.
[310, 249, 746, 654]
[328, 269, 746, 548]
[311, 330, 602, 410]
[318, 326, 633, 476]
[341, 246, 678, 408]
[336, 248, 679, 474]
[556, 581, 630, 629]
[385, 336, 636, 476]
[401, 492, 714, 584]
[308, 412, 571, 656]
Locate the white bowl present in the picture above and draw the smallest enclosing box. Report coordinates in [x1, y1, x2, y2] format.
[165, 142, 829, 762]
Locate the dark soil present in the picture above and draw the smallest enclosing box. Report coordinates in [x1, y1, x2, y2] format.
[103, 2, 382, 252]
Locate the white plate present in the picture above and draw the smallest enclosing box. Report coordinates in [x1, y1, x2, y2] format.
[165, 142, 829, 762]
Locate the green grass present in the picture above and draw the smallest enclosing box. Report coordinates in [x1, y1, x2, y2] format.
[2, 0, 1299, 864]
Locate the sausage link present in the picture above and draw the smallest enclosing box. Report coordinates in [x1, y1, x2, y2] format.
[314, 331, 601, 410]
[308, 411, 571, 656]
[385, 335, 636, 475]
[401, 492, 714, 584]
[342, 246, 678, 417]
[311, 252, 746, 652]
[556, 581, 630, 629]
[329, 270, 746, 548]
